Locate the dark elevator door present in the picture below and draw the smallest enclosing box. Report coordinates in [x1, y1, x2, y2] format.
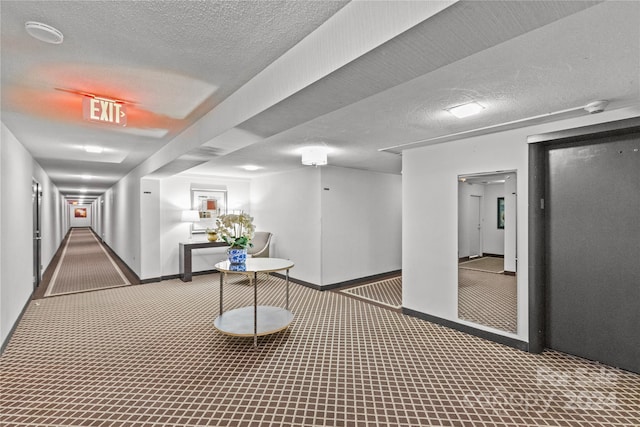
[546, 135, 640, 373]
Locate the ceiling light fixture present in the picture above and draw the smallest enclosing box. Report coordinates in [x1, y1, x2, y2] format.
[446, 101, 485, 119]
[301, 146, 328, 167]
[241, 165, 262, 171]
[25, 21, 64, 44]
[84, 145, 104, 154]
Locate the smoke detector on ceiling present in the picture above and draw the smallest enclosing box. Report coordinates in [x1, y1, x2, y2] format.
[25, 21, 64, 44]
[584, 100, 609, 114]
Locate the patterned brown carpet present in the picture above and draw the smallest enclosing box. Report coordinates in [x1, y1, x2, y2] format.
[339, 277, 402, 309]
[458, 269, 517, 333]
[2, 273, 639, 426]
[459, 257, 505, 274]
[338, 274, 516, 334]
[45, 228, 131, 297]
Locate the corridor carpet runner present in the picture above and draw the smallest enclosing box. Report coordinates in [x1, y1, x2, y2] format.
[339, 276, 402, 309]
[44, 228, 131, 297]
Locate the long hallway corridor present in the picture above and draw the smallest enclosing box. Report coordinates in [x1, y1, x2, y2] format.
[43, 228, 133, 297]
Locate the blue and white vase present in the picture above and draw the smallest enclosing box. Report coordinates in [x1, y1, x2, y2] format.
[227, 248, 247, 265]
[229, 263, 247, 272]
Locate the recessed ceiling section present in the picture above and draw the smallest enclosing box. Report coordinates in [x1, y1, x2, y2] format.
[236, 0, 600, 140]
[40, 64, 218, 119]
[202, 127, 264, 154]
[68, 147, 127, 164]
[255, 0, 638, 158]
[2, 85, 178, 138]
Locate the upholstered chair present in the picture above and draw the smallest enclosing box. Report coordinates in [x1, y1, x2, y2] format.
[247, 231, 272, 258]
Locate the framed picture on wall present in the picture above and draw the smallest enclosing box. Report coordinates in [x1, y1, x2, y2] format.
[191, 188, 227, 233]
[74, 207, 87, 218]
[497, 197, 505, 229]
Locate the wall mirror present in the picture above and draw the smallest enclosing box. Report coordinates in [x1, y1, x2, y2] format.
[457, 171, 517, 333]
[191, 188, 227, 233]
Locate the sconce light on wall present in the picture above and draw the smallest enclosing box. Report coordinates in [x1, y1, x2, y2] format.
[301, 146, 328, 167]
[181, 210, 200, 241]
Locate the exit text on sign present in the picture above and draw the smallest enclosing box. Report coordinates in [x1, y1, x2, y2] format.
[82, 97, 127, 126]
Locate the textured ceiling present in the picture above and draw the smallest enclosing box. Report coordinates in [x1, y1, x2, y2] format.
[1, 0, 639, 199]
[0, 0, 348, 197]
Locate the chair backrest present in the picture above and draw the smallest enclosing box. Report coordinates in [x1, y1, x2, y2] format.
[248, 231, 272, 257]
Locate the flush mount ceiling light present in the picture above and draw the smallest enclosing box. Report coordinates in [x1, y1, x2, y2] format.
[240, 165, 262, 171]
[446, 101, 485, 119]
[25, 21, 64, 44]
[84, 145, 104, 154]
[301, 146, 328, 167]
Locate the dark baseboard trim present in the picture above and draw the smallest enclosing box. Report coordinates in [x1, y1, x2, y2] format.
[271, 270, 402, 291]
[141, 277, 163, 284]
[145, 269, 223, 284]
[504, 271, 516, 276]
[270, 273, 320, 290]
[483, 253, 504, 258]
[402, 307, 529, 352]
[459, 254, 504, 263]
[325, 270, 402, 290]
[1, 289, 35, 355]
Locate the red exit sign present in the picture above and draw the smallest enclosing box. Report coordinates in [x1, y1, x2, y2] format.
[82, 97, 127, 126]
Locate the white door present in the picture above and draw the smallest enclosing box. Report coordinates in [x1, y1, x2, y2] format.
[468, 195, 482, 258]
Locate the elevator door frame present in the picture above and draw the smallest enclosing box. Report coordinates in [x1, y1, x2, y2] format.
[527, 116, 640, 355]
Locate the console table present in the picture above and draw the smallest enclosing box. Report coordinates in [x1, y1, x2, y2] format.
[179, 241, 228, 282]
[213, 258, 294, 347]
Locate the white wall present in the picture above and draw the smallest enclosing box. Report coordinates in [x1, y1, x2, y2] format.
[32, 161, 65, 271]
[482, 184, 505, 256]
[251, 167, 323, 284]
[503, 174, 517, 273]
[320, 167, 402, 284]
[140, 178, 161, 279]
[69, 204, 92, 227]
[402, 108, 640, 343]
[1, 125, 34, 347]
[0, 126, 2, 347]
[251, 166, 401, 286]
[158, 175, 250, 279]
[1, 123, 64, 349]
[404, 129, 527, 342]
[457, 182, 485, 259]
[92, 197, 102, 239]
[458, 181, 505, 258]
[101, 174, 141, 276]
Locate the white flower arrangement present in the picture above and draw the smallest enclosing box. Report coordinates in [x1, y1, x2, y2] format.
[214, 212, 255, 249]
